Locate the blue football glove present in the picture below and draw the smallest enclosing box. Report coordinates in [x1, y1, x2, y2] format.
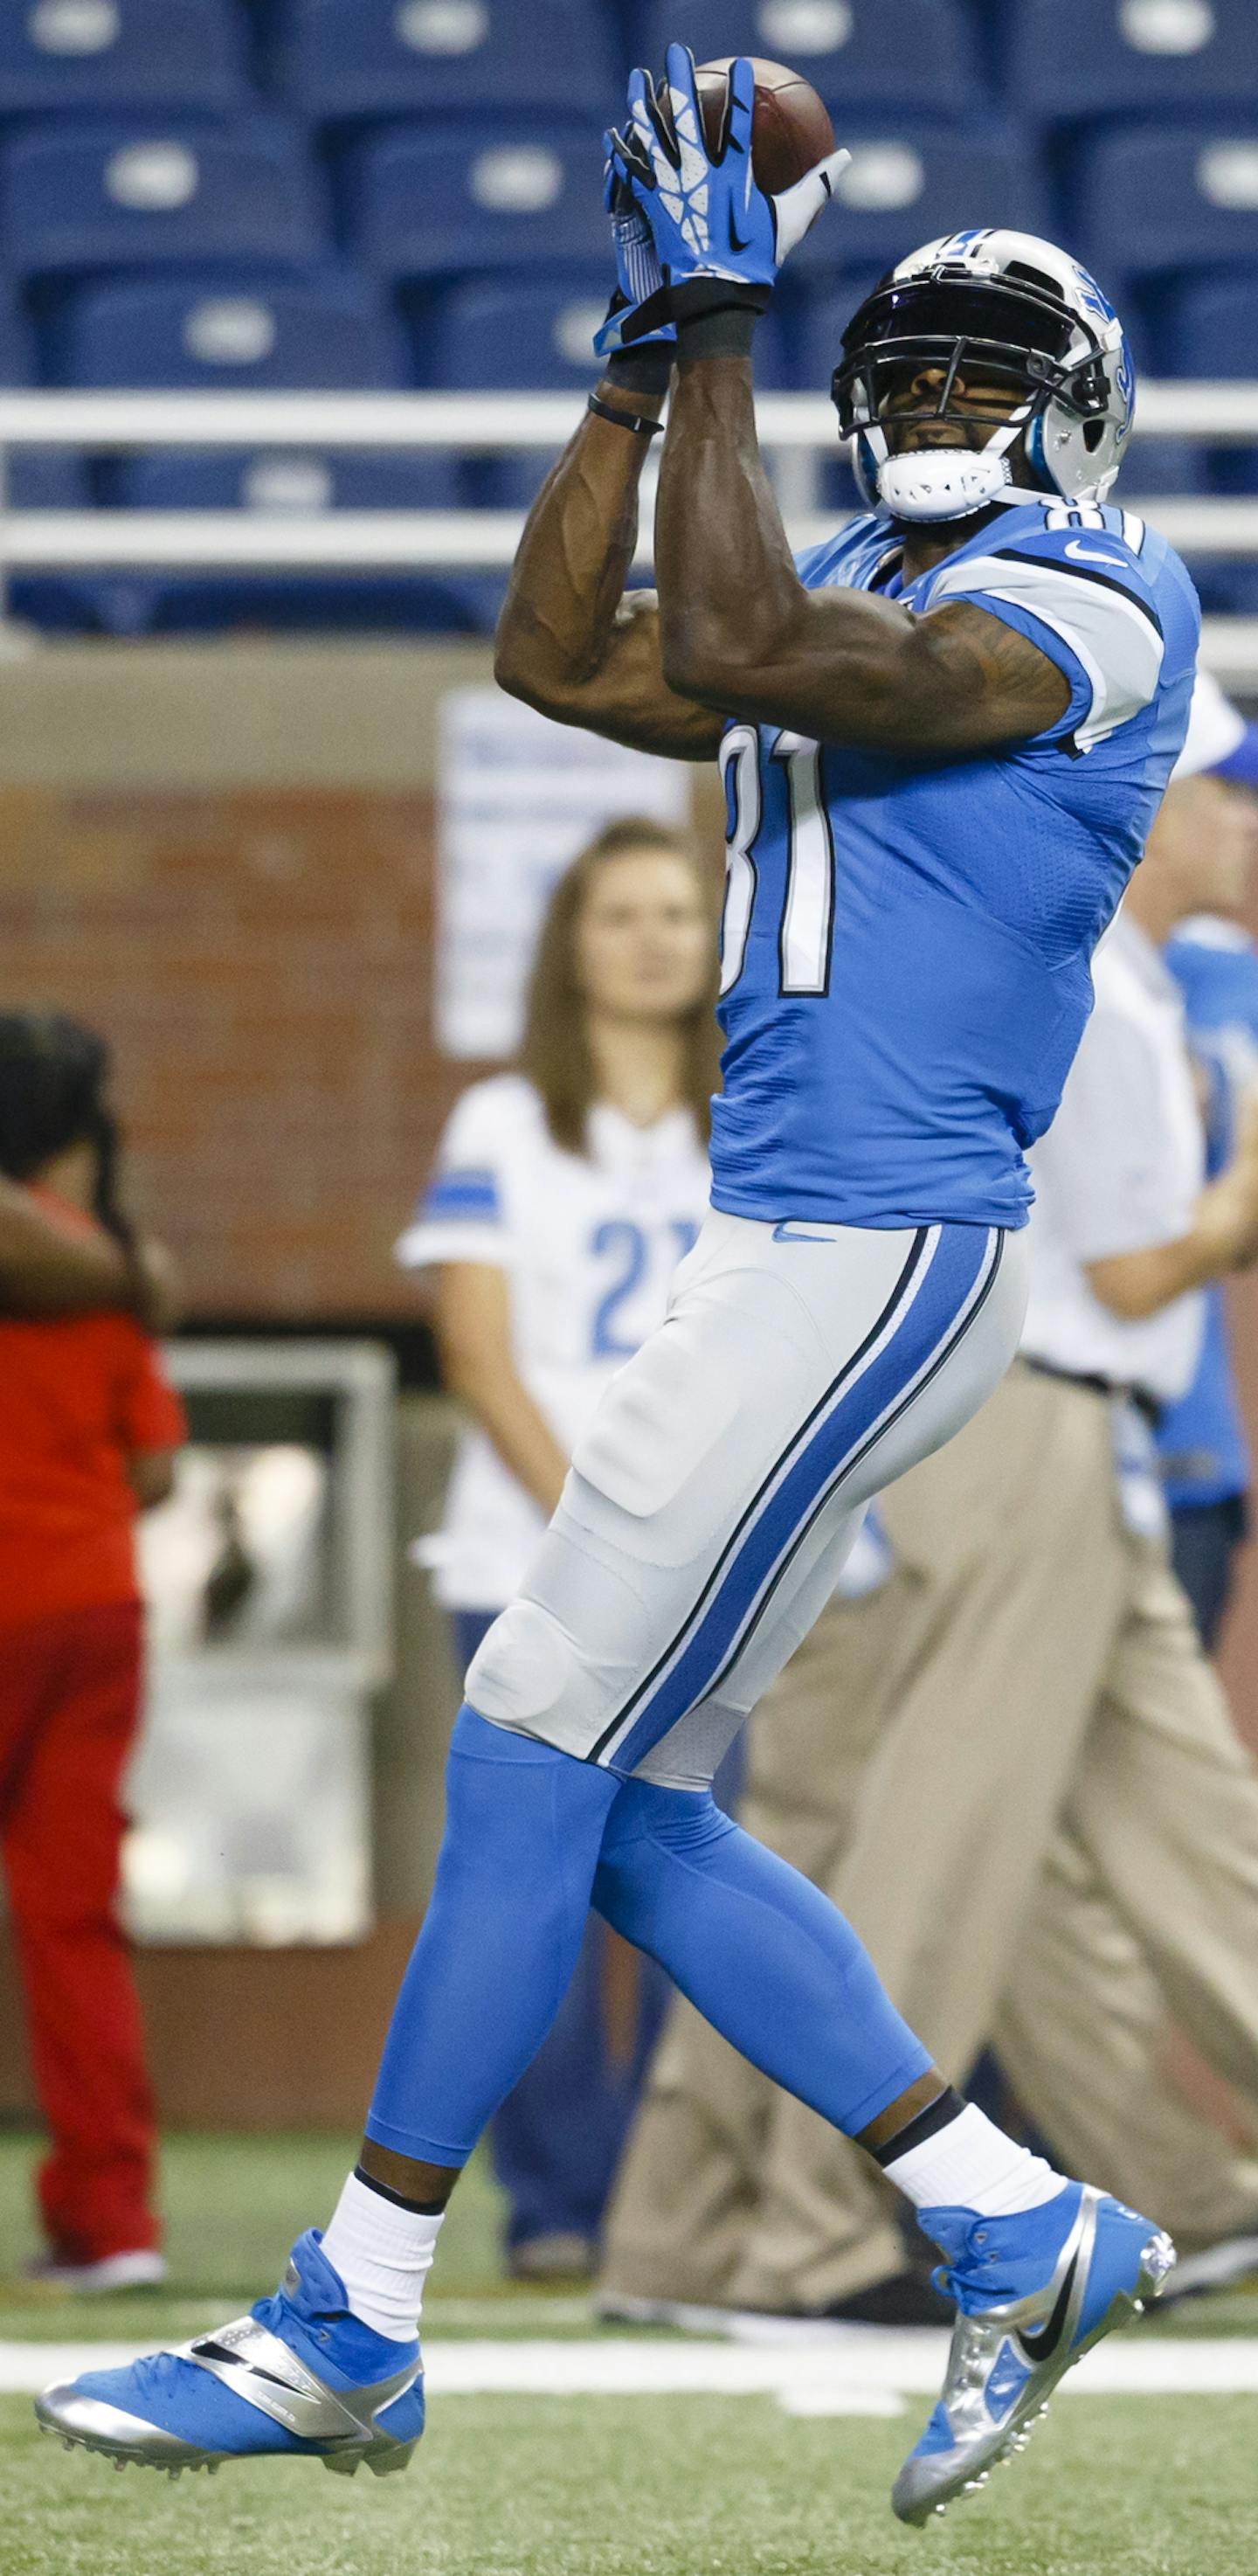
[593, 150, 674, 378]
[616, 45, 847, 321]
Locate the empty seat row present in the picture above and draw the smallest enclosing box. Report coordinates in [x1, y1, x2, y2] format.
[0, 261, 1255, 398]
[3, 1, 1258, 128]
[0, 113, 1256, 300]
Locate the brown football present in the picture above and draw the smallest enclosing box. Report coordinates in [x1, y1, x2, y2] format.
[693, 57, 835, 195]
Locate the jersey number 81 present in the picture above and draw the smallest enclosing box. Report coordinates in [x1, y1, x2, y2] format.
[719, 724, 836, 1001]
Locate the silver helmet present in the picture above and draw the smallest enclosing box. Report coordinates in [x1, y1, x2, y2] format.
[831, 228, 1135, 525]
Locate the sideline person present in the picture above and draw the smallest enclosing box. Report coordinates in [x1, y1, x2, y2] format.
[599, 680, 1258, 2325]
[1157, 671, 1258, 1648]
[397, 817, 716, 2275]
[0, 1014, 186, 2292]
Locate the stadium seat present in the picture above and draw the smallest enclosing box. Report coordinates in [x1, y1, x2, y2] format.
[790, 269, 893, 387]
[0, 116, 326, 279]
[7, 448, 93, 507]
[282, 0, 622, 123]
[0, 0, 248, 118]
[999, 0, 1258, 127]
[105, 447, 464, 511]
[420, 274, 792, 392]
[1186, 559, 1258, 613]
[1116, 435, 1208, 495]
[1068, 121, 1258, 290]
[84, 447, 477, 635]
[1158, 270, 1258, 379]
[43, 271, 409, 388]
[638, 0, 978, 116]
[339, 122, 606, 278]
[785, 121, 1048, 279]
[1168, 301, 1258, 497]
[418, 274, 616, 391]
[0, 282, 33, 383]
[2, 447, 109, 635]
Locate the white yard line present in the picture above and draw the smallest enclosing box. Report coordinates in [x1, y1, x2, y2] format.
[4, 2333, 1258, 2409]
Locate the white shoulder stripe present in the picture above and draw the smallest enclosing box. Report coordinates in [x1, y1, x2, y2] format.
[928, 552, 1164, 747]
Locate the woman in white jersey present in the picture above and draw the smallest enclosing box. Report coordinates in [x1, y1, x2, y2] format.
[397, 815, 717, 2273]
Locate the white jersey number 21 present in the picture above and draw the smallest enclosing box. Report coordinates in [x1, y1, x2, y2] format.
[718, 724, 835, 1000]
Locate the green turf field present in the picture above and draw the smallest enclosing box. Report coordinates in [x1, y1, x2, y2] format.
[3, 2132, 1257, 2576]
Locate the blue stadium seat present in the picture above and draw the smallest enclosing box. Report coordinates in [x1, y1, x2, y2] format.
[107, 447, 465, 510]
[786, 121, 1048, 279]
[0, 0, 248, 117]
[418, 274, 616, 390]
[1112, 435, 1207, 496]
[85, 448, 478, 634]
[3, 448, 110, 636]
[340, 122, 606, 277]
[420, 274, 792, 391]
[0, 282, 33, 382]
[1158, 270, 1258, 379]
[44, 271, 409, 387]
[1160, 289, 1258, 502]
[999, 0, 1258, 126]
[1188, 560, 1258, 614]
[7, 448, 93, 506]
[789, 269, 892, 388]
[638, 0, 978, 115]
[0, 116, 325, 278]
[1069, 121, 1258, 290]
[283, 0, 621, 122]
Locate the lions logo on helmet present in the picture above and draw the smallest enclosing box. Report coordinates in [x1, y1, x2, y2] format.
[831, 229, 1135, 526]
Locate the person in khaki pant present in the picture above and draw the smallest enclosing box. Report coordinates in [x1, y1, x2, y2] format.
[600, 691, 1258, 2322]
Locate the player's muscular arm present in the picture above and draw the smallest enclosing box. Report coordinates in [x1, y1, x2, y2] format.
[493, 385, 722, 762]
[655, 355, 1069, 752]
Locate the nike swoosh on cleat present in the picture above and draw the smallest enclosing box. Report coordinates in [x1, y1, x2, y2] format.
[1015, 2250, 1080, 2365]
[192, 2342, 306, 2392]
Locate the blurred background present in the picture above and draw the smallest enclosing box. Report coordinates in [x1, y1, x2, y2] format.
[0, 0, 1257, 2204]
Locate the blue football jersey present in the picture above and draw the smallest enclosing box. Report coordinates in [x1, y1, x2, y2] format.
[708, 500, 1199, 1229]
[1157, 919, 1258, 1506]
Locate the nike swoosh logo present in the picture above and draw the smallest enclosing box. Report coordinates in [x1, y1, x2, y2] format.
[772, 1220, 833, 1244]
[1064, 539, 1127, 569]
[1015, 2249, 1080, 2365]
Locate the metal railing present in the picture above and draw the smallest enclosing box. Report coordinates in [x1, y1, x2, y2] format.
[1, 384, 1255, 671]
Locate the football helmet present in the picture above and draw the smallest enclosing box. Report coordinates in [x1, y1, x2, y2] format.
[831, 229, 1135, 524]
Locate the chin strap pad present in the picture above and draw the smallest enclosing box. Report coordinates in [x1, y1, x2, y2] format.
[877, 447, 1013, 523]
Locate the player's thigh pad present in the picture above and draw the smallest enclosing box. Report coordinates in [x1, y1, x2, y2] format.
[467, 1214, 1026, 1774]
[467, 1219, 830, 1757]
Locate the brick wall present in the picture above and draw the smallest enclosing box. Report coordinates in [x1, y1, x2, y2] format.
[0, 784, 474, 1318]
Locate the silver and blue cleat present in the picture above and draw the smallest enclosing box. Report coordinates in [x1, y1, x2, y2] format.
[892, 2181, 1175, 2526]
[34, 2230, 423, 2481]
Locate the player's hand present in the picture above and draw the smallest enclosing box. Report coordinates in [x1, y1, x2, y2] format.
[615, 45, 847, 314]
[592, 153, 675, 364]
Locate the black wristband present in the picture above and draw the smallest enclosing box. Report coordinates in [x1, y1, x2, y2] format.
[605, 343, 674, 398]
[676, 308, 760, 360]
[669, 277, 770, 359]
[587, 391, 663, 439]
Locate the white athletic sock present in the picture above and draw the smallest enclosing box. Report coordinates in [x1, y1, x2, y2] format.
[881, 2101, 1065, 2220]
[321, 2171, 444, 2344]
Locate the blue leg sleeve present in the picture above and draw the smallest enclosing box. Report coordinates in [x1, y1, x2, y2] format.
[593, 1780, 933, 2136]
[365, 1707, 620, 2165]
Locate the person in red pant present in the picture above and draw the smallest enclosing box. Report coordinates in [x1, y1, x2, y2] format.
[0, 1013, 186, 2293]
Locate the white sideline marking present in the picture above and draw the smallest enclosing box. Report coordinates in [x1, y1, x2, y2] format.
[6, 2334, 1258, 2408]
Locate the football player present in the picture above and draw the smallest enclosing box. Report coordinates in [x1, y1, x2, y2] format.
[39, 49, 1197, 2529]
